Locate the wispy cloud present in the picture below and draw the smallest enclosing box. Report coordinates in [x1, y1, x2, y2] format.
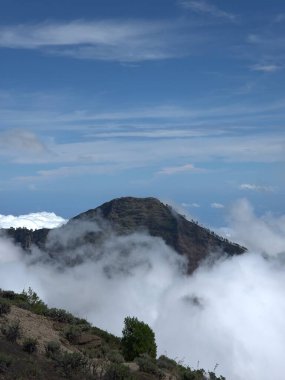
[0, 129, 50, 162]
[211, 202, 224, 209]
[179, 0, 236, 21]
[182, 202, 200, 208]
[243, 32, 285, 73]
[247, 33, 285, 58]
[0, 20, 187, 62]
[2, 89, 285, 133]
[251, 64, 281, 73]
[157, 163, 204, 175]
[274, 13, 285, 23]
[239, 184, 275, 192]
[2, 128, 285, 171]
[15, 164, 117, 183]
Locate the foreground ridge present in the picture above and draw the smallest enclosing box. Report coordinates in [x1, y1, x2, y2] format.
[0, 288, 226, 380]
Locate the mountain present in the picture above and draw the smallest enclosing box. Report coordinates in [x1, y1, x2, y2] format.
[2, 197, 246, 274]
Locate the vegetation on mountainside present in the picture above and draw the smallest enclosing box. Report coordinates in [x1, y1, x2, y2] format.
[0, 287, 225, 380]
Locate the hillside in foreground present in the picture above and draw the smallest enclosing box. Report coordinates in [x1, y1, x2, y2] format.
[0, 288, 225, 380]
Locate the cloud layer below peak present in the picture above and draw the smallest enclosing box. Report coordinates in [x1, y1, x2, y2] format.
[0, 199, 285, 380]
[0, 212, 67, 230]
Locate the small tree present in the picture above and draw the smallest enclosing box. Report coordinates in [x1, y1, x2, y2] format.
[121, 316, 157, 361]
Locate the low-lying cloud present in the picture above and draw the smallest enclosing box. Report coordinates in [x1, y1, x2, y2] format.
[0, 212, 67, 229]
[0, 199, 285, 380]
[225, 198, 285, 255]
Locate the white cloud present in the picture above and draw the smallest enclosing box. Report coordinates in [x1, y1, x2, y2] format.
[4, 133, 284, 187]
[1, 95, 285, 132]
[180, 0, 236, 21]
[275, 13, 285, 23]
[239, 183, 275, 192]
[85, 129, 218, 139]
[251, 64, 281, 73]
[246, 33, 285, 66]
[0, 20, 185, 62]
[211, 203, 224, 209]
[182, 202, 200, 208]
[157, 163, 204, 175]
[0, 129, 49, 162]
[0, 200, 285, 379]
[222, 198, 285, 255]
[0, 212, 67, 230]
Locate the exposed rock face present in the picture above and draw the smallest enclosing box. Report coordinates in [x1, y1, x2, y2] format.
[4, 227, 49, 251]
[1, 197, 246, 273]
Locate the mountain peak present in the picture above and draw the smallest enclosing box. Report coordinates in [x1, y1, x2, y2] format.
[72, 196, 246, 273]
[3, 196, 246, 274]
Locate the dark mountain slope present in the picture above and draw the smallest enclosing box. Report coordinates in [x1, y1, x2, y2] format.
[72, 197, 246, 273]
[4, 227, 49, 251]
[2, 197, 246, 274]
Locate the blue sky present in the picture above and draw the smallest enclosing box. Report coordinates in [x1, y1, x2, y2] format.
[0, 0, 284, 225]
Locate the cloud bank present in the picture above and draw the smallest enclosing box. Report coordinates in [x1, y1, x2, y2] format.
[225, 198, 285, 255]
[0, 200, 285, 380]
[0, 212, 67, 229]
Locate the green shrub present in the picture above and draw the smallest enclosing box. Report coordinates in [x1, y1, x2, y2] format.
[0, 300, 11, 316]
[55, 351, 88, 377]
[107, 350, 124, 364]
[74, 317, 91, 328]
[45, 308, 75, 324]
[103, 363, 134, 380]
[122, 316, 157, 361]
[64, 325, 82, 344]
[91, 326, 121, 348]
[1, 320, 21, 342]
[208, 372, 226, 380]
[178, 366, 205, 380]
[0, 290, 16, 300]
[21, 287, 48, 315]
[22, 362, 43, 379]
[23, 337, 38, 354]
[16, 302, 32, 311]
[157, 355, 178, 371]
[31, 302, 48, 315]
[83, 343, 109, 359]
[135, 353, 161, 376]
[0, 353, 12, 373]
[45, 340, 61, 358]
[21, 287, 41, 305]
